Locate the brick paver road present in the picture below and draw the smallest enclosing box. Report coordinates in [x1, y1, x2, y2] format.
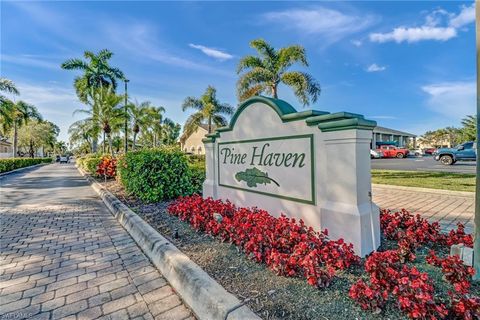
[0, 164, 194, 320]
[372, 184, 475, 234]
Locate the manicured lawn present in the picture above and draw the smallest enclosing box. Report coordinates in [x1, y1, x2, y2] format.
[371, 170, 476, 192]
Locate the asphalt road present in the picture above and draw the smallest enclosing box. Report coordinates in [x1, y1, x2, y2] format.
[371, 155, 476, 174]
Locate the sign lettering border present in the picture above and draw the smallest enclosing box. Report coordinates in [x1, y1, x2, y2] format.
[217, 134, 316, 205]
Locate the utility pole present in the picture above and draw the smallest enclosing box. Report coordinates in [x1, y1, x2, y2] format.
[474, 0, 479, 280]
[124, 79, 129, 154]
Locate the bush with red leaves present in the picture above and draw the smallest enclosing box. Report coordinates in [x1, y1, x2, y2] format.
[167, 195, 359, 288]
[450, 295, 480, 320]
[96, 155, 117, 178]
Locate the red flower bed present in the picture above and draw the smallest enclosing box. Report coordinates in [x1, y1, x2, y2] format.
[96, 155, 117, 178]
[350, 209, 478, 319]
[167, 195, 359, 288]
[380, 209, 473, 249]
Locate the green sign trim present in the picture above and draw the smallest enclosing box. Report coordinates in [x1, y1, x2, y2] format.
[217, 134, 316, 205]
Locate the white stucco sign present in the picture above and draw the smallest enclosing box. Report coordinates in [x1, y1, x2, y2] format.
[203, 96, 380, 257]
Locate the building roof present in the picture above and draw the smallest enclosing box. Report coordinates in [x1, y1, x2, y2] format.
[373, 126, 416, 137]
[0, 137, 12, 145]
[180, 124, 213, 144]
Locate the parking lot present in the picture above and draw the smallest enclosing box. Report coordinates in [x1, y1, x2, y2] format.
[371, 155, 476, 174]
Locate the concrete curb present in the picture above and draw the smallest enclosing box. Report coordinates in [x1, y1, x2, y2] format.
[0, 162, 50, 177]
[76, 166, 261, 320]
[372, 183, 475, 197]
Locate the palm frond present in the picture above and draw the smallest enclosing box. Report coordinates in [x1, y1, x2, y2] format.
[281, 71, 321, 106]
[0, 78, 19, 95]
[277, 45, 308, 71]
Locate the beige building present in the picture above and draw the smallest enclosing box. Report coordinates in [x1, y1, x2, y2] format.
[0, 138, 12, 158]
[180, 125, 210, 155]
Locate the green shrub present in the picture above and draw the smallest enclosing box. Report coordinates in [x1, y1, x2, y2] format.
[188, 161, 206, 194]
[118, 147, 196, 202]
[78, 154, 102, 175]
[0, 158, 52, 173]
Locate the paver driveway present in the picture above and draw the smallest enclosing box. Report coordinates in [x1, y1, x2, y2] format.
[0, 163, 194, 320]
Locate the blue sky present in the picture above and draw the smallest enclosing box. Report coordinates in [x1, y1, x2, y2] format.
[1, 1, 476, 142]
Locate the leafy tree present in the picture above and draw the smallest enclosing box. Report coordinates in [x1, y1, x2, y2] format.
[237, 39, 321, 106]
[17, 120, 59, 157]
[61, 49, 125, 104]
[146, 106, 166, 147]
[182, 86, 234, 138]
[6, 101, 42, 157]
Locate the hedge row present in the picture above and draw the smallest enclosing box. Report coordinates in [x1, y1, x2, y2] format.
[118, 147, 204, 202]
[0, 157, 52, 173]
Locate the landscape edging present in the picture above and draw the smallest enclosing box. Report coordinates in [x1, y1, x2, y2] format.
[76, 166, 261, 320]
[0, 162, 50, 177]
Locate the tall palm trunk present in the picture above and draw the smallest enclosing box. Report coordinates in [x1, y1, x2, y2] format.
[108, 134, 113, 156]
[208, 116, 212, 133]
[272, 84, 278, 99]
[92, 138, 98, 153]
[12, 122, 18, 158]
[133, 133, 137, 150]
[102, 131, 106, 154]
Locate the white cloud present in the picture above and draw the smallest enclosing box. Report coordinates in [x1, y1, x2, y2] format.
[188, 44, 233, 61]
[366, 63, 386, 72]
[1, 54, 60, 70]
[449, 3, 475, 28]
[351, 40, 363, 47]
[263, 7, 378, 44]
[421, 81, 475, 120]
[370, 26, 456, 43]
[370, 4, 474, 44]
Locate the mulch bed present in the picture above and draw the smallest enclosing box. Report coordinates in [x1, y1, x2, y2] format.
[98, 179, 479, 320]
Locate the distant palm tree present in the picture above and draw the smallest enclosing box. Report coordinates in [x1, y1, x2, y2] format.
[9, 101, 42, 157]
[68, 118, 96, 153]
[146, 106, 166, 147]
[182, 86, 234, 137]
[237, 39, 321, 106]
[75, 87, 124, 155]
[61, 49, 125, 103]
[128, 100, 154, 150]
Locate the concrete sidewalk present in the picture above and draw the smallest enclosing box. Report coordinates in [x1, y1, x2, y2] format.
[372, 184, 475, 234]
[0, 163, 193, 320]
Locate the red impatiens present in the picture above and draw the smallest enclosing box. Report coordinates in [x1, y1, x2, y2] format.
[167, 195, 359, 288]
[427, 251, 475, 295]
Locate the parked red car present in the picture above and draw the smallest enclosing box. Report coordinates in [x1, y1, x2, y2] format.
[376, 145, 410, 158]
[424, 148, 437, 155]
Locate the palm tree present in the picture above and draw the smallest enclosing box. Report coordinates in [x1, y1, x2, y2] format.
[146, 106, 166, 147]
[237, 39, 321, 106]
[68, 118, 96, 153]
[128, 100, 154, 150]
[61, 49, 125, 103]
[0, 78, 19, 131]
[0, 78, 19, 95]
[461, 115, 477, 141]
[8, 101, 42, 157]
[182, 86, 234, 138]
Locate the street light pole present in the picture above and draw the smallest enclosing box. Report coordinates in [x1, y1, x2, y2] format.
[124, 79, 129, 154]
[473, 0, 479, 281]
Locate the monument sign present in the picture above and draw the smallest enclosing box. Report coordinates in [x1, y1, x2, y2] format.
[203, 96, 380, 257]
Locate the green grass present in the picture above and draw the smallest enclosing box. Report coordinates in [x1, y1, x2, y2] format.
[371, 170, 476, 192]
